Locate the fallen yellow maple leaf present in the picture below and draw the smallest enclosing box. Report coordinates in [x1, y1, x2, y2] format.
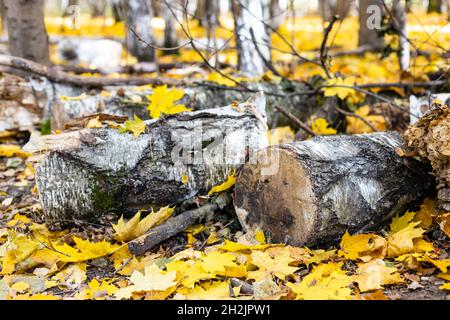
[147, 85, 190, 119]
[345, 105, 387, 134]
[0, 145, 30, 159]
[208, 173, 236, 195]
[311, 117, 337, 135]
[287, 262, 353, 300]
[247, 250, 298, 281]
[115, 264, 177, 299]
[355, 259, 403, 292]
[86, 116, 103, 129]
[119, 114, 146, 138]
[387, 212, 425, 257]
[339, 231, 387, 261]
[322, 77, 356, 100]
[112, 206, 174, 243]
[182, 280, 231, 300]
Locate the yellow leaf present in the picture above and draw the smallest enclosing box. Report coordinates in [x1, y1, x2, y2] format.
[12, 293, 60, 300]
[419, 256, 450, 273]
[254, 228, 266, 244]
[147, 85, 190, 119]
[59, 93, 88, 102]
[86, 116, 103, 129]
[247, 250, 298, 281]
[120, 114, 146, 138]
[440, 283, 450, 291]
[339, 231, 387, 261]
[76, 279, 118, 299]
[112, 207, 174, 243]
[218, 240, 272, 252]
[207, 71, 240, 87]
[322, 77, 356, 100]
[311, 117, 337, 135]
[181, 174, 189, 185]
[267, 126, 295, 145]
[355, 259, 403, 292]
[306, 249, 336, 265]
[345, 105, 387, 134]
[436, 212, 450, 238]
[208, 173, 236, 195]
[287, 262, 353, 300]
[10, 281, 30, 293]
[166, 260, 213, 288]
[183, 281, 231, 299]
[387, 212, 425, 257]
[50, 237, 119, 263]
[115, 264, 177, 299]
[415, 198, 436, 230]
[201, 251, 238, 273]
[0, 145, 30, 159]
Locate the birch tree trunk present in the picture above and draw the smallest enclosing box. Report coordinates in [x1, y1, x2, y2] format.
[392, 0, 410, 72]
[163, 0, 179, 54]
[3, 0, 50, 65]
[320, 0, 354, 21]
[29, 94, 268, 226]
[234, 132, 433, 246]
[124, 0, 155, 62]
[231, 0, 271, 77]
[358, 0, 385, 49]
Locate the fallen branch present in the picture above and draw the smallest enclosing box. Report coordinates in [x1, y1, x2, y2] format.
[128, 194, 230, 255]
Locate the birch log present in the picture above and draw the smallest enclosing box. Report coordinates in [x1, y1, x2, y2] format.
[51, 81, 317, 130]
[30, 93, 268, 227]
[234, 132, 433, 246]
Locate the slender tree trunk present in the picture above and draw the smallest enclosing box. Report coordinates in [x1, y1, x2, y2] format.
[392, 0, 409, 72]
[358, 0, 385, 49]
[231, 0, 271, 77]
[163, 0, 179, 54]
[320, 0, 353, 22]
[427, 0, 443, 13]
[205, 0, 219, 66]
[195, 0, 206, 26]
[3, 0, 50, 65]
[88, 0, 107, 17]
[269, 0, 282, 30]
[124, 0, 155, 62]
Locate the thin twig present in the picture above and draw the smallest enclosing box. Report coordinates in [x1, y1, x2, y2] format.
[275, 106, 317, 136]
[335, 106, 378, 132]
[319, 15, 339, 79]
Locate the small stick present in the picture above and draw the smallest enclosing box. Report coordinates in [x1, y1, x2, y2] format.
[128, 194, 230, 256]
[275, 106, 317, 136]
[335, 106, 378, 132]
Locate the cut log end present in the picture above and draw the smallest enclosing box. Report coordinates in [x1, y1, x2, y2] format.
[235, 147, 317, 246]
[235, 132, 434, 247]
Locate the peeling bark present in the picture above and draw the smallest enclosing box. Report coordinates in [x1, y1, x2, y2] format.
[29, 94, 268, 227]
[234, 132, 433, 246]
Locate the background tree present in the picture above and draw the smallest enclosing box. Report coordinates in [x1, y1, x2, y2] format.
[231, 0, 271, 77]
[3, 0, 50, 65]
[163, 0, 179, 54]
[392, 0, 409, 71]
[319, 0, 354, 22]
[358, 0, 385, 49]
[124, 0, 155, 62]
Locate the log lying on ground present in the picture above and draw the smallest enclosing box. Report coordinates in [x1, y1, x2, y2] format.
[28, 93, 268, 227]
[51, 81, 317, 130]
[403, 104, 450, 211]
[234, 132, 433, 246]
